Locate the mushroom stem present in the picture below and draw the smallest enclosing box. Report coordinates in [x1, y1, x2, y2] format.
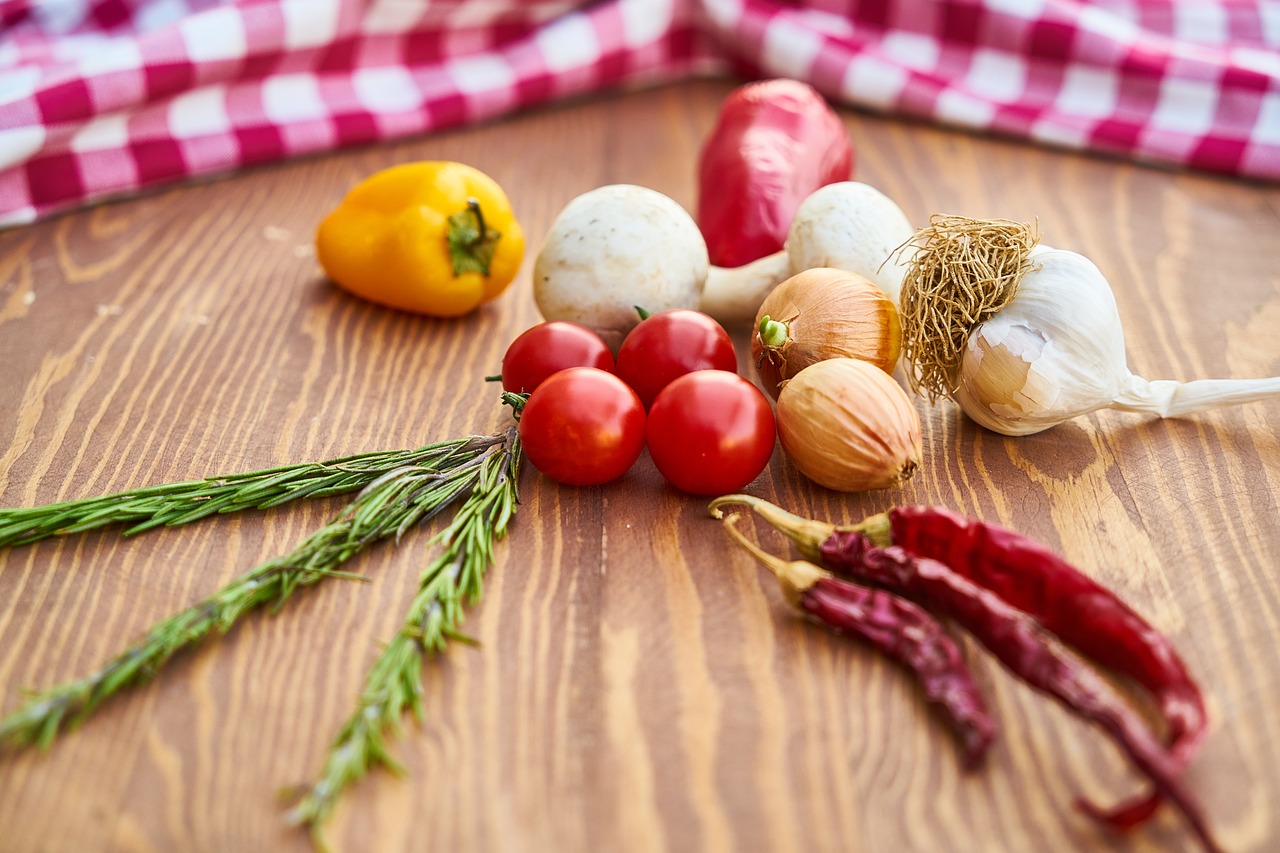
[700, 251, 791, 324]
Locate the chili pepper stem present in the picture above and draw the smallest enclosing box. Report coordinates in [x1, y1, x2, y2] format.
[719, 513, 827, 606]
[851, 512, 893, 547]
[709, 495, 833, 560]
[709, 495, 896, 553]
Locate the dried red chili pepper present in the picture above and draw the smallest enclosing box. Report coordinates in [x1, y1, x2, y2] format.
[710, 496, 1219, 853]
[856, 504, 1205, 828]
[820, 532, 1219, 853]
[696, 79, 854, 267]
[719, 496, 1206, 828]
[720, 513, 996, 768]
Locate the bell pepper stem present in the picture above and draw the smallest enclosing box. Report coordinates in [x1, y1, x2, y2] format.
[447, 198, 501, 277]
[467, 198, 486, 238]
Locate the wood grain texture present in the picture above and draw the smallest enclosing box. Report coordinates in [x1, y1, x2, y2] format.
[2, 79, 1278, 853]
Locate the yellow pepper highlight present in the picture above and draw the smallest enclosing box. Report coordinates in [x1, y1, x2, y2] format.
[316, 161, 525, 317]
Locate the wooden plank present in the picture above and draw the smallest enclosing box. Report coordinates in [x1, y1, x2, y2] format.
[1, 79, 1278, 852]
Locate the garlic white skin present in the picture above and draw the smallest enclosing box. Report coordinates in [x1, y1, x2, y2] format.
[954, 246, 1280, 436]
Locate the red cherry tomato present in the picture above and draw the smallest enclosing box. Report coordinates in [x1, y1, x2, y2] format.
[501, 322, 614, 394]
[646, 371, 776, 495]
[518, 367, 646, 486]
[614, 309, 737, 408]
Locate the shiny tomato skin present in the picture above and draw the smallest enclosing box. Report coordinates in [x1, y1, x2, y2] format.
[646, 371, 776, 495]
[518, 367, 646, 486]
[614, 310, 737, 408]
[501, 322, 615, 394]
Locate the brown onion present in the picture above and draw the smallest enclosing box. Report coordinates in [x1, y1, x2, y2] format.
[751, 267, 901, 400]
[776, 357, 921, 492]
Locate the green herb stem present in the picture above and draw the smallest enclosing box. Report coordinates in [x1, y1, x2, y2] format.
[288, 429, 521, 846]
[0, 430, 517, 751]
[0, 437, 500, 549]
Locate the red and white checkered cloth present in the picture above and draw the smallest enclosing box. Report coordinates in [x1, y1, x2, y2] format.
[2, 0, 1277, 228]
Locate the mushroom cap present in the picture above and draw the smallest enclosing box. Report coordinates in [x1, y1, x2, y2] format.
[786, 182, 914, 306]
[534, 184, 709, 350]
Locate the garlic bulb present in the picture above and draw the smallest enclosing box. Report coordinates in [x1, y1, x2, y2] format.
[900, 217, 1280, 436]
[776, 357, 922, 491]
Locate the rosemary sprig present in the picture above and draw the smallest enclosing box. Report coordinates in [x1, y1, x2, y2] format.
[0, 436, 496, 548]
[288, 426, 521, 846]
[0, 430, 517, 751]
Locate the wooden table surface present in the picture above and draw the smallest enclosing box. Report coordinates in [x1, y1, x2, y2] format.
[2, 79, 1278, 853]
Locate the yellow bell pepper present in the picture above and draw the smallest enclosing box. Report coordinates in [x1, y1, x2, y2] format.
[315, 161, 525, 317]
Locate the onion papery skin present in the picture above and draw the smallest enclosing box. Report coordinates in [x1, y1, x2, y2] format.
[751, 268, 901, 400]
[776, 358, 922, 492]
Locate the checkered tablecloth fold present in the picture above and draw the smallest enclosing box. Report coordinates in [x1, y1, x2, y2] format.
[2, 0, 1277, 226]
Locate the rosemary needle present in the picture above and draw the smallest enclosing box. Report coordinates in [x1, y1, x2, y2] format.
[288, 426, 521, 847]
[0, 435, 505, 548]
[0, 429, 519, 751]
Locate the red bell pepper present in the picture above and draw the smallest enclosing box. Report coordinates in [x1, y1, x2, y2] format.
[696, 79, 854, 268]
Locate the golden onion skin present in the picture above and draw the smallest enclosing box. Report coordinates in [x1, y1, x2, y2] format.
[776, 357, 922, 492]
[751, 268, 901, 400]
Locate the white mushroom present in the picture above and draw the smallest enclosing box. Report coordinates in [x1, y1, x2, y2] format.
[782, 181, 915, 306]
[533, 185, 708, 351]
[534, 182, 915, 346]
